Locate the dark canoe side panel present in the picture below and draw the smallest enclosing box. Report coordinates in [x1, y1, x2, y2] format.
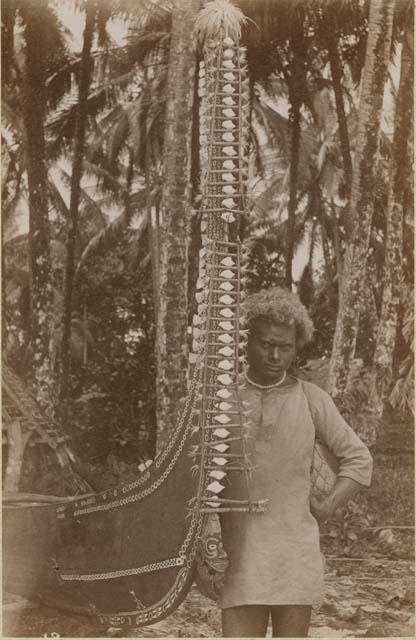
[3, 383, 204, 628]
[2, 502, 84, 609]
[55, 443, 201, 621]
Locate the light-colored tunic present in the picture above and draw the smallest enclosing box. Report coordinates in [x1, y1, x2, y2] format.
[220, 376, 373, 608]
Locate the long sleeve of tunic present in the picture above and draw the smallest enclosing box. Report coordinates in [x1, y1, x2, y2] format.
[220, 377, 373, 609]
[301, 380, 373, 487]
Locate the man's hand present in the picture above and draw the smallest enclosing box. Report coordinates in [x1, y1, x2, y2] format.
[310, 476, 362, 523]
[310, 496, 333, 522]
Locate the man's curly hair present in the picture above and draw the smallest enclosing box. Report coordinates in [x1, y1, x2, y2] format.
[244, 287, 314, 349]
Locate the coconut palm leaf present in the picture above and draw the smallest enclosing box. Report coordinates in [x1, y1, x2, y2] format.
[249, 170, 289, 221]
[109, 0, 173, 27]
[58, 168, 110, 231]
[48, 177, 70, 225]
[46, 29, 169, 137]
[247, 202, 309, 250]
[47, 78, 131, 155]
[81, 159, 128, 196]
[74, 192, 147, 282]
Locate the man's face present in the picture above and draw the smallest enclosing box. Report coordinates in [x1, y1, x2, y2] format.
[247, 320, 297, 385]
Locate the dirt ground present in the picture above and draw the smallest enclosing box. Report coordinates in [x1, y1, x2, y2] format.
[3, 554, 415, 639]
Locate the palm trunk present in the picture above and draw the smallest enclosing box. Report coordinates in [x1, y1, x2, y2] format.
[58, 0, 96, 426]
[187, 64, 203, 334]
[285, 11, 308, 290]
[328, 0, 395, 397]
[1, 0, 15, 88]
[286, 92, 301, 289]
[368, 26, 413, 416]
[329, 201, 343, 281]
[318, 204, 334, 289]
[327, 27, 353, 203]
[21, 0, 53, 408]
[2, 202, 8, 354]
[364, 270, 380, 351]
[155, 0, 199, 452]
[146, 148, 160, 309]
[285, 24, 305, 290]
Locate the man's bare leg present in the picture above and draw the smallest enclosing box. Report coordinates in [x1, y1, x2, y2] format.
[271, 605, 312, 637]
[222, 605, 270, 637]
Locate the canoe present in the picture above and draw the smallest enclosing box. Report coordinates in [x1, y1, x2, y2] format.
[2, 19, 258, 628]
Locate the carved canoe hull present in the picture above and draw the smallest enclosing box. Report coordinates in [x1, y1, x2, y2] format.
[3, 16, 258, 630]
[3, 399, 202, 627]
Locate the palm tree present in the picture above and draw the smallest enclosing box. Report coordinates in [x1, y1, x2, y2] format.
[315, 0, 370, 208]
[368, 17, 413, 417]
[236, 0, 370, 287]
[58, 0, 98, 428]
[20, 0, 54, 408]
[328, 0, 395, 397]
[155, 0, 200, 452]
[1, 0, 15, 89]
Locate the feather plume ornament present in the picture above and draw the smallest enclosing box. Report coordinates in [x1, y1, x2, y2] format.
[195, 0, 248, 43]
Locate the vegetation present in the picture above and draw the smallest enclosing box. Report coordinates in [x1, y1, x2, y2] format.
[2, 0, 413, 482]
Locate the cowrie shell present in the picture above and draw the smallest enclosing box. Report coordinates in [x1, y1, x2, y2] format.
[218, 360, 233, 371]
[217, 372, 233, 383]
[221, 211, 235, 223]
[219, 321, 234, 330]
[222, 197, 236, 208]
[220, 308, 234, 318]
[207, 481, 225, 494]
[216, 388, 231, 398]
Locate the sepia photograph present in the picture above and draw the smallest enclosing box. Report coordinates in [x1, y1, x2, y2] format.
[2, 0, 414, 637]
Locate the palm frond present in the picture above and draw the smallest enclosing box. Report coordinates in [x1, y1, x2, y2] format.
[48, 177, 70, 220]
[250, 169, 289, 221]
[110, 0, 173, 30]
[58, 169, 109, 233]
[247, 207, 309, 257]
[81, 159, 128, 196]
[1, 99, 23, 133]
[74, 192, 147, 282]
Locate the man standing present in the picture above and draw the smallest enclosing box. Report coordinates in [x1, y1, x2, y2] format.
[220, 287, 373, 637]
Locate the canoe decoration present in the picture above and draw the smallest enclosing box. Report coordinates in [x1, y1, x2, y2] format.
[3, 2, 267, 629]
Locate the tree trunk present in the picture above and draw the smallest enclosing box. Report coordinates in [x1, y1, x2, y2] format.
[364, 270, 380, 352]
[286, 91, 301, 289]
[155, 0, 199, 452]
[1, 0, 15, 88]
[21, 0, 53, 408]
[326, 25, 353, 203]
[286, 23, 306, 290]
[368, 26, 413, 416]
[4, 420, 30, 492]
[329, 201, 343, 281]
[328, 0, 395, 397]
[58, 0, 96, 427]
